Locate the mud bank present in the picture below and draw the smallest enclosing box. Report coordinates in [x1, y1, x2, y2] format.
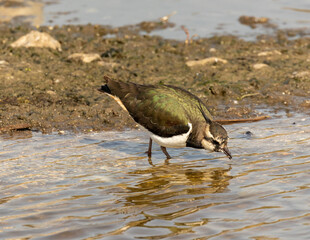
[0, 22, 309, 133]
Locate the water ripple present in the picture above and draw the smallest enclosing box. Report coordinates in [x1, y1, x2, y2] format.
[0, 112, 309, 239]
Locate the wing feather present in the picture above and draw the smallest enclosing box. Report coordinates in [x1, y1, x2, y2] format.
[104, 78, 213, 138]
[106, 79, 190, 137]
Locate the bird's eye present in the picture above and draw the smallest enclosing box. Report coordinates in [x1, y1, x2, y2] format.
[205, 137, 220, 145]
[204, 137, 220, 146]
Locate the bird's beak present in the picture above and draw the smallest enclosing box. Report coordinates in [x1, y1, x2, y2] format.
[222, 146, 232, 159]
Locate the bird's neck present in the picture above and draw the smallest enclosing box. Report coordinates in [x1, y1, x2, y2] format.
[186, 121, 206, 149]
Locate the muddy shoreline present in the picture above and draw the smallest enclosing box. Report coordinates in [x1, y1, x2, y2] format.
[0, 22, 309, 134]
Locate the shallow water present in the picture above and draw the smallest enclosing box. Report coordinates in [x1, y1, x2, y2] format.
[43, 0, 310, 40]
[2, 0, 310, 40]
[1, 111, 310, 239]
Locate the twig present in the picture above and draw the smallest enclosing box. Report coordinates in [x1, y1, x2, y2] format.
[181, 25, 190, 45]
[0, 123, 31, 133]
[240, 92, 260, 100]
[216, 115, 270, 125]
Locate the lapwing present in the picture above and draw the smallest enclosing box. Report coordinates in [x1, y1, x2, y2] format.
[99, 76, 232, 160]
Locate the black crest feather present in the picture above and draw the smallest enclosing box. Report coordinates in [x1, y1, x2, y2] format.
[197, 101, 212, 124]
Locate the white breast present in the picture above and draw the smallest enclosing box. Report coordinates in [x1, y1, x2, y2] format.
[148, 123, 193, 148]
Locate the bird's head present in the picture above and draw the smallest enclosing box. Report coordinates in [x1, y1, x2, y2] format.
[197, 101, 232, 159]
[201, 121, 232, 159]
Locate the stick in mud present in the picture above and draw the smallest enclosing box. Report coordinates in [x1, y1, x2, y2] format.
[216, 116, 270, 125]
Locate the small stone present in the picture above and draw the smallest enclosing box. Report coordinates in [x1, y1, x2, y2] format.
[46, 90, 57, 95]
[239, 15, 269, 28]
[253, 63, 268, 69]
[10, 31, 62, 51]
[300, 100, 310, 107]
[68, 53, 101, 63]
[186, 57, 228, 67]
[97, 61, 120, 68]
[209, 48, 216, 53]
[0, 60, 9, 67]
[245, 131, 254, 138]
[292, 71, 310, 80]
[258, 50, 282, 56]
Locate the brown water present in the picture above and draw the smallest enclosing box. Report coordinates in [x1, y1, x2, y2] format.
[1, 111, 310, 239]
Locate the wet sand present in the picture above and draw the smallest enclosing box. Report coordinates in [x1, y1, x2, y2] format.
[0, 22, 309, 133]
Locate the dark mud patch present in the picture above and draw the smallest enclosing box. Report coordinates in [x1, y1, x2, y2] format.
[0, 23, 309, 133]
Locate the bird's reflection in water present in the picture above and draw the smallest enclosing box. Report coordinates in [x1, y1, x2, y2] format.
[106, 161, 232, 237]
[124, 162, 232, 205]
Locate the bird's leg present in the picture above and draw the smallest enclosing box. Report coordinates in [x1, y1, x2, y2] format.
[160, 146, 171, 159]
[146, 138, 152, 158]
[148, 157, 154, 166]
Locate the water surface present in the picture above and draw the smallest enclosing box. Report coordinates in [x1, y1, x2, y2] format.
[43, 0, 310, 39]
[2, 0, 310, 40]
[0, 111, 310, 239]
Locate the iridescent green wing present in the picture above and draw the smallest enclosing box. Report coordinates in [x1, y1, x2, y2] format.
[106, 80, 211, 137]
[124, 85, 191, 137]
[161, 85, 213, 122]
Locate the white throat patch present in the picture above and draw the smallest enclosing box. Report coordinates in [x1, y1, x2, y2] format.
[205, 124, 214, 139]
[148, 123, 193, 148]
[201, 139, 215, 151]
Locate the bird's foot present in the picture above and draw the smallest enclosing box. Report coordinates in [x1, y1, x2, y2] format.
[161, 146, 171, 159]
[148, 157, 154, 166]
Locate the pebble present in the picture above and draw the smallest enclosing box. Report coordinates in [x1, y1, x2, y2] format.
[10, 31, 62, 51]
[68, 53, 101, 63]
[253, 63, 269, 69]
[245, 131, 254, 137]
[209, 48, 217, 53]
[97, 61, 121, 68]
[292, 71, 310, 80]
[257, 50, 282, 56]
[46, 90, 57, 96]
[0, 60, 9, 67]
[186, 57, 228, 67]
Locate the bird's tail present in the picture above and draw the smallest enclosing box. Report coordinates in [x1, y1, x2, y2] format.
[98, 84, 111, 94]
[98, 76, 112, 94]
[98, 76, 128, 111]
